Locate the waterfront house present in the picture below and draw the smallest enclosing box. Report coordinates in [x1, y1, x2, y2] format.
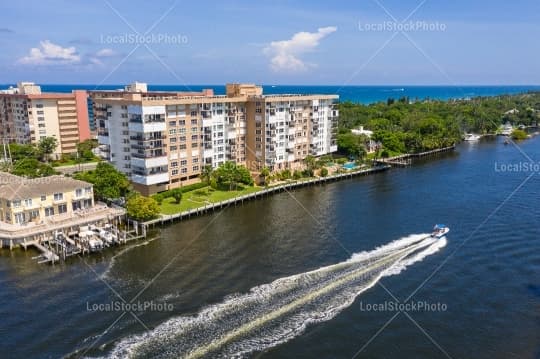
[0, 172, 94, 225]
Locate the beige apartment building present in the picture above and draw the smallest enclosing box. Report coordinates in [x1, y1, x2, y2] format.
[0, 172, 94, 225]
[0, 82, 91, 157]
[91, 83, 338, 195]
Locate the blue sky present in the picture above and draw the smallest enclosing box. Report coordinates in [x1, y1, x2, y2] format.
[0, 0, 539, 85]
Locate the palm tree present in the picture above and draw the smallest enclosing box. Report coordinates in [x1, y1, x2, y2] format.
[260, 166, 270, 185]
[200, 165, 213, 185]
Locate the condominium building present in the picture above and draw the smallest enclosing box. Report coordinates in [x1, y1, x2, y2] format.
[91, 83, 338, 195]
[0, 82, 91, 157]
[0, 172, 94, 225]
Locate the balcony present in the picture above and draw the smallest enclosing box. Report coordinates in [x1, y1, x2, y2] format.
[130, 142, 164, 151]
[131, 172, 170, 186]
[129, 134, 166, 142]
[131, 154, 168, 169]
[128, 121, 166, 133]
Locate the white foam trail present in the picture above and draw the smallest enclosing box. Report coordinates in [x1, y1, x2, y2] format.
[92, 234, 446, 359]
[100, 236, 161, 279]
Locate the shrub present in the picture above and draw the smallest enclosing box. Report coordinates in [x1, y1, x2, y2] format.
[280, 169, 292, 180]
[302, 169, 314, 177]
[511, 129, 528, 140]
[320, 167, 328, 177]
[170, 188, 183, 204]
[153, 193, 164, 205]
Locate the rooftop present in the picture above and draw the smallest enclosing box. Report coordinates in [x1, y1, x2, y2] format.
[0, 172, 92, 201]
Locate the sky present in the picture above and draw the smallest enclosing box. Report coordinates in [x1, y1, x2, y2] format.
[0, 0, 539, 85]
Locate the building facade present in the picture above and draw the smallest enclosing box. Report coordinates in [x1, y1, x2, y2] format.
[0, 172, 94, 225]
[91, 83, 338, 195]
[0, 82, 91, 157]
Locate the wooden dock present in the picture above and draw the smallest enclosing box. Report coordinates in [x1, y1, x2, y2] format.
[375, 145, 455, 167]
[142, 165, 391, 228]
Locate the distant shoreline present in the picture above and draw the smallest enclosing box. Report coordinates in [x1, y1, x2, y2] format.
[1, 84, 539, 104]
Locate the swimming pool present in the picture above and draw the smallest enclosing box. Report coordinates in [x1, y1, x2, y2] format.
[342, 162, 357, 170]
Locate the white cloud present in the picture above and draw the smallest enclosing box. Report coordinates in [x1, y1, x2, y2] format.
[95, 48, 116, 57]
[264, 26, 337, 72]
[19, 40, 80, 65]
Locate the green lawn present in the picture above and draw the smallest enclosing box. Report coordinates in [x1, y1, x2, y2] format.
[160, 185, 262, 214]
[51, 157, 101, 167]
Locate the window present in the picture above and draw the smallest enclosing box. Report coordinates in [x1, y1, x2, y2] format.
[14, 212, 25, 224]
[45, 207, 54, 217]
[53, 193, 63, 201]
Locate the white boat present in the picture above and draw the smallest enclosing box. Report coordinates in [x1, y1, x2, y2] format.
[98, 229, 117, 245]
[88, 238, 104, 252]
[500, 123, 513, 136]
[464, 133, 481, 141]
[431, 224, 449, 238]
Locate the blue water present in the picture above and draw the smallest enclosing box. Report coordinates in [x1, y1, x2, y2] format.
[1, 136, 539, 358]
[2, 84, 540, 104]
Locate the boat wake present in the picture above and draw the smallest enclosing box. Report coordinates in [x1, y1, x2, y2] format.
[93, 234, 446, 359]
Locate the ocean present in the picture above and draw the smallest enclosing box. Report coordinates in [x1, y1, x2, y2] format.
[2, 84, 540, 104]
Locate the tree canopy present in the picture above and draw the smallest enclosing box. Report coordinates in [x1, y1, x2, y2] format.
[211, 161, 254, 190]
[337, 92, 540, 154]
[74, 162, 130, 200]
[126, 194, 160, 221]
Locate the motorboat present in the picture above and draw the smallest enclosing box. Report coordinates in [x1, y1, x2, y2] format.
[88, 238, 104, 252]
[98, 228, 117, 246]
[464, 133, 481, 141]
[431, 224, 449, 238]
[500, 123, 513, 136]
